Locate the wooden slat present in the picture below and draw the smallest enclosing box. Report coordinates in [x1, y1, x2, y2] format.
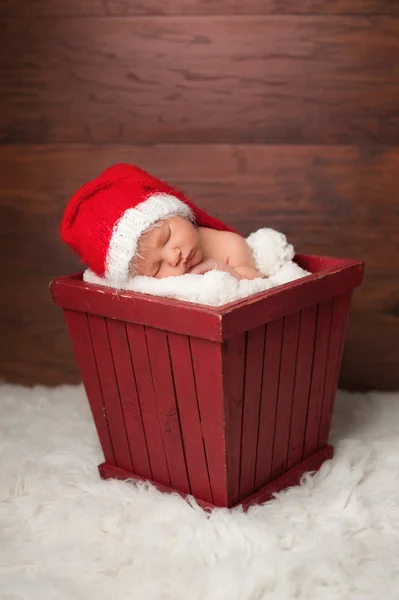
[144, 327, 190, 494]
[303, 300, 333, 459]
[125, 322, 170, 486]
[239, 325, 266, 500]
[286, 305, 318, 470]
[222, 261, 363, 339]
[318, 292, 352, 446]
[190, 337, 227, 507]
[99, 444, 334, 510]
[241, 445, 334, 511]
[106, 318, 152, 480]
[99, 462, 213, 510]
[86, 314, 133, 472]
[63, 309, 115, 464]
[222, 334, 246, 506]
[1, 145, 397, 272]
[167, 332, 212, 502]
[2, 1, 398, 17]
[2, 17, 399, 144]
[51, 277, 222, 341]
[270, 311, 301, 480]
[255, 318, 284, 490]
[1, 143, 397, 391]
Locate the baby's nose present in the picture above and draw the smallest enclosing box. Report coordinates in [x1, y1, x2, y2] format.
[166, 248, 181, 267]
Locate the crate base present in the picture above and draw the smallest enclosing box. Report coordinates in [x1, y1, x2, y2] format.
[99, 444, 334, 510]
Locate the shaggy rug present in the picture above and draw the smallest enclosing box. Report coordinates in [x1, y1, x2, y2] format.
[1, 383, 399, 600]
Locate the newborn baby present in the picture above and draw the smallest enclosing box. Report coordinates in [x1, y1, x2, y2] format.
[60, 162, 297, 291]
[130, 216, 262, 281]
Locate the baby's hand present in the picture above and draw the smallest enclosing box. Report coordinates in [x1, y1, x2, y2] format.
[189, 259, 250, 280]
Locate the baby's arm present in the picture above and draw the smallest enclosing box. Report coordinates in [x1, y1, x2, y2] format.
[190, 233, 262, 279]
[225, 234, 262, 279]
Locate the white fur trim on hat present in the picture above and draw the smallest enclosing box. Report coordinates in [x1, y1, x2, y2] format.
[246, 228, 295, 277]
[105, 193, 194, 288]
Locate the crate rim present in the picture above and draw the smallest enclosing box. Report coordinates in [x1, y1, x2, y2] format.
[51, 253, 364, 315]
[50, 254, 364, 341]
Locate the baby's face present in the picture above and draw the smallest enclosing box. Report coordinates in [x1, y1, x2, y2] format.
[131, 216, 203, 278]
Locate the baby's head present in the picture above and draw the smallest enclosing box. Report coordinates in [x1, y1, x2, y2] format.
[130, 215, 203, 278]
[60, 163, 232, 287]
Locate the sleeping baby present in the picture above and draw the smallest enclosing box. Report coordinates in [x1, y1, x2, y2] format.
[60, 163, 302, 292]
[130, 216, 261, 281]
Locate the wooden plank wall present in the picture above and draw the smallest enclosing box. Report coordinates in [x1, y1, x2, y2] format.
[0, 1, 398, 390]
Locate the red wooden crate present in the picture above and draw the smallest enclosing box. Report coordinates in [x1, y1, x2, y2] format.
[50, 254, 364, 510]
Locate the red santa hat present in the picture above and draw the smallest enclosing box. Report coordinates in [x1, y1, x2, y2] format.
[60, 163, 235, 287]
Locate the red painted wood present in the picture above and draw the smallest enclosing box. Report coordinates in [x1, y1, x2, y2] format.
[255, 318, 284, 490]
[270, 311, 301, 480]
[98, 462, 215, 511]
[64, 309, 115, 465]
[222, 333, 246, 507]
[99, 444, 334, 511]
[50, 256, 364, 343]
[190, 337, 228, 507]
[167, 332, 213, 503]
[53, 254, 363, 509]
[286, 305, 318, 470]
[239, 325, 266, 501]
[303, 300, 333, 459]
[240, 445, 334, 511]
[51, 276, 222, 340]
[145, 327, 190, 494]
[318, 291, 353, 447]
[87, 314, 133, 472]
[221, 260, 363, 339]
[106, 318, 152, 480]
[125, 322, 170, 487]
[295, 254, 353, 273]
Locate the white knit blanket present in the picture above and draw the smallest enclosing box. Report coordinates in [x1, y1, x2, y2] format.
[84, 228, 309, 306]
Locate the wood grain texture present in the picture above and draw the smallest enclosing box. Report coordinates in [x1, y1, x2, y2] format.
[270, 312, 301, 480]
[2, 1, 398, 17]
[106, 318, 152, 480]
[318, 292, 352, 446]
[239, 325, 266, 500]
[1, 144, 396, 389]
[255, 319, 284, 490]
[87, 314, 133, 472]
[168, 332, 213, 502]
[222, 334, 246, 506]
[63, 309, 115, 465]
[2, 17, 399, 144]
[286, 305, 318, 470]
[144, 327, 190, 494]
[125, 323, 170, 486]
[1, 0, 398, 398]
[98, 443, 334, 510]
[1, 144, 397, 273]
[303, 300, 333, 459]
[240, 445, 334, 510]
[190, 338, 227, 506]
[50, 275, 222, 340]
[222, 259, 363, 338]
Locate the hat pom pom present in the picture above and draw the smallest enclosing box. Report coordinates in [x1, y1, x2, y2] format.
[246, 228, 295, 277]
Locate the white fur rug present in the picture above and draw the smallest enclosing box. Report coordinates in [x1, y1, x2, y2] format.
[1, 383, 399, 600]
